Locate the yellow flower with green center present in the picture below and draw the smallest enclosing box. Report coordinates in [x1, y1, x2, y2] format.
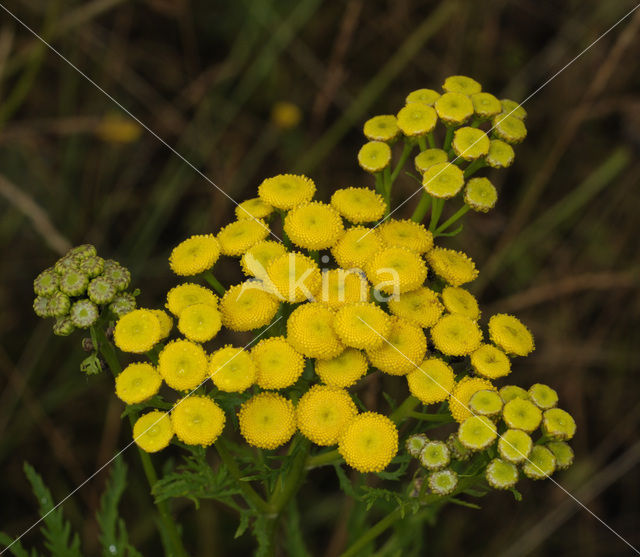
[547, 441, 574, 470]
[431, 314, 482, 356]
[378, 219, 434, 254]
[284, 201, 345, 250]
[331, 226, 382, 270]
[406, 434, 428, 457]
[366, 317, 426, 376]
[251, 336, 304, 389]
[414, 148, 448, 174]
[425, 247, 478, 287]
[502, 398, 542, 432]
[235, 197, 274, 220]
[498, 429, 532, 463]
[419, 441, 450, 470]
[405, 88, 440, 106]
[320, 269, 369, 309]
[158, 339, 208, 391]
[396, 104, 437, 136]
[452, 127, 490, 161]
[406, 358, 454, 404]
[528, 383, 558, 409]
[113, 309, 161, 353]
[486, 458, 519, 490]
[542, 408, 576, 440]
[443, 75, 481, 95]
[500, 98, 527, 120]
[470, 344, 511, 379]
[434, 92, 474, 125]
[488, 313, 534, 356]
[240, 240, 287, 279]
[169, 234, 220, 276]
[387, 287, 443, 328]
[357, 141, 391, 173]
[449, 377, 495, 423]
[219, 282, 280, 331]
[522, 445, 556, 480]
[287, 303, 344, 359]
[492, 113, 527, 144]
[315, 348, 368, 388]
[115, 362, 162, 404]
[422, 162, 464, 199]
[330, 187, 386, 224]
[333, 302, 392, 349]
[208, 345, 257, 392]
[457, 415, 497, 450]
[338, 412, 398, 473]
[296, 385, 358, 446]
[486, 139, 515, 168]
[216, 219, 269, 256]
[468, 389, 503, 416]
[266, 252, 321, 302]
[133, 411, 173, 453]
[258, 174, 315, 210]
[238, 392, 296, 449]
[363, 115, 400, 142]
[471, 92, 501, 118]
[464, 177, 497, 212]
[177, 303, 222, 342]
[428, 469, 458, 495]
[166, 283, 218, 317]
[172, 396, 225, 446]
[365, 246, 427, 294]
[499, 385, 529, 403]
[150, 309, 173, 339]
[441, 286, 480, 320]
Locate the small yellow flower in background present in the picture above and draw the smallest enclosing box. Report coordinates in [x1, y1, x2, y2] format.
[470, 344, 511, 379]
[498, 429, 533, 463]
[219, 282, 279, 331]
[150, 309, 173, 339]
[363, 115, 400, 142]
[169, 234, 221, 276]
[502, 398, 542, 432]
[468, 389, 503, 417]
[396, 104, 437, 137]
[365, 246, 427, 294]
[209, 346, 257, 392]
[426, 247, 478, 287]
[378, 219, 433, 254]
[338, 412, 398, 473]
[499, 385, 529, 403]
[357, 141, 391, 173]
[250, 336, 304, 390]
[464, 177, 497, 213]
[315, 348, 368, 388]
[414, 148, 448, 174]
[158, 339, 208, 391]
[236, 197, 274, 221]
[217, 219, 269, 257]
[258, 174, 316, 210]
[449, 376, 495, 423]
[528, 383, 558, 409]
[405, 88, 440, 106]
[287, 303, 344, 359]
[271, 101, 302, 129]
[488, 313, 534, 356]
[452, 127, 490, 161]
[331, 226, 382, 270]
[321, 269, 369, 309]
[486, 139, 515, 168]
[547, 441, 574, 470]
[284, 202, 345, 250]
[366, 317, 426, 376]
[95, 113, 142, 143]
[133, 411, 173, 453]
[441, 286, 480, 320]
[177, 303, 222, 343]
[172, 396, 226, 446]
[387, 287, 443, 328]
[430, 313, 482, 356]
[406, 358, 454, 404]
[429, 469, 458, 495]
[443, 75, 482, 96]
[500, 98, 527, 120]
[166, 283, 218, 317]
[330, 187, 386, 224]
[114, 309, 161, 353]
[542, 408, 576, 440]
[115, 362, 162, 404]
[471, 92, 502, 118]
[485, 458, 518, 490]
[522, 446, 556, 480]
[267, 252, 321, 302]
[492, 113, 527, 144]
[238, 392, 296, 449]
[458, 415, 497, 450]
[240, 240, 287, 279]
[333, 302, 392, 350]
[296, 385, 358, 446]
[434, 92, 474, 125]
[422, 162, 464, 199]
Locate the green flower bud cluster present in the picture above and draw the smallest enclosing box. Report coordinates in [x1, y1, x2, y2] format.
[33, 244, 136, 336]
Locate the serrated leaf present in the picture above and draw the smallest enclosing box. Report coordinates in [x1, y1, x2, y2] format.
[234, 512, 251, 539]
[510, 487, 523, 501]
[0, 532, 36, 557]
[80, 354, 102, 375]
[333, 464, 358, 499]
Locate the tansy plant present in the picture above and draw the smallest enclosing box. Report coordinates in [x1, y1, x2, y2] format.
[14, 75, 576, 557]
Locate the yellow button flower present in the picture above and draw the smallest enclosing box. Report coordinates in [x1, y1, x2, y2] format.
[331, 226, 382, 270]
[320, 269, 369, 309]
[522, 446, 556, 480]
[431, 314, 482, 356]
[330, 187, 386, 224]
[150, 309, 173, 339]
[414, 149, 448, 174]
[177, 303, 222, 342]
[333, 302, 392, 349]
[542, 408, 576, 440]
[492, 113, 527, 144]
[547, 441, 574, 470]
[219, 282, 280, 331]
[434, 92, 474, 125]
[502, 398, 542, 433]
[468, 389, 503, 416]
[441, 286, 480, 320]
[443, 75, 481, 96]
[528, 383, 558, 410]
[158, 339, 208, 391]
[406, 88, 440, 106]
[486, 458, 518, 490]
[500, 98, 527, 120]
[284, 202, 345, 250]
[240, 240, 287, 279]
[464, 177, 497, 212]
[133, 411, 173, 453]
[470, 92, 501, 118]
[115, 362, 162, 404]
[422, 162, 464, 199]
[498, 429, 532, 463]
[238, 392, 296, 449]
[216, 219, 270, 256]
[113, 309, 161, 353]
[172, 395, 225, 446]
[169, 234, 220, 276]
[470, 344, 511, 379]
[166, 283, 218, 317]
[499, 385, 529, 403]
[387, 287, 443, 328]
[365, 247, 428, 294]
[266, 252, 321, 303]
[251, 336, 304, 389]
[366, 317, 426, 376]
[287, 303, 344, 359]
[425, 247, 478, 287]
[338, 412, 398, 473]
[458, 415, 497, 450]
[235, 197, 274, 220]
[363, 115, 400, 142]
[378, 219, 433, 254]
[449, 377, 495, 423]
[315, 348, 368, 388]
[358, 141, 391, 173]
[258, 174, 316, 210]
[407, 358, 454, 404]
[397, 104, 437, 137]
[209, 345, 257, 392]
[486, 139, 515, 168]
[452, 127, 490, 161]
[488, 313, 534, 356]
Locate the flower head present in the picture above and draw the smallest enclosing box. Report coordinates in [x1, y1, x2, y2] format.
[236, 197, 274, 220]
[59, 269, 88, 297]
[266, 252, 321, 303]
[470, 92, 501, 118]
[542, 408, 576, 440]
[209, 346, 257, 392]
[468, 389, 503, 416]
[470, 344, 511, 379]
[406, 88, 440, 105]
[338, 412, 398, 473]
[166, 283, 218, 317]
[284, 202, 344, 250]
[330, 187, 386, 224]
[178, 303, 222, 342]
[365, 247, 427, 294]
[452, 127, 490, 161]
[528, 383, 559, 410]
[486, 459, 518, 490]
[422, 162, 464, 199]
[522, 445, 556, 480]
[378, 219, 433, 254]
[449, 377, 495, 423]
[34, 269, 59, 296]
[251, 336, 304, 389]
[172, 396, 225, 446]
[426, 247, 478, 287]
[366, 317, 426, 376]
[150, 309, 173, 339]
[428, 469, 458, 495]
[358, 141, 391, 173]
[464, 177, 497, 212]
[498, 429, 532, 463]
[502, 398, 542, 433]
[115, 362, 162, 404]
[217, 219, 269, 256]
[488, 313, 534, 356]
[219, 282, 280, 331]
[240, 240, 287, 279]
[458, 415, 497, 450]
[333, 302, 392, 350]
[103, 261, 131, 291]
[430, 314, 482, 356]
[492, 113, 527, 144]
[258, 174, 315, 210]
[315, 348, 368, 388]
[109, 292, 136, 317]
[441, 286, 480, 320]
[414, 149, 448, 174]
[443, 75, 481, 95]
[486, 139, 515, 168]
[133, 411, 173, 453]
[158, 339, 208, 391]
[407, 358, 454, 404]
[363, 115, 400, 142]
[500, 99, 527, 120]
[287, 303, 344, 359]
[70, 299, 99, 329]
[419, 441, 450, 470]
[320, 269, 369, 308]
[238, 392, 296, 449]
[169, 234, 220, 276]
[434, 92, 473, 125]
[499, 385, 529, 403]
[114, 309, 161, 353]
[397, 104, 437, 137]
[53, 317, 75, 337]
[547, 441, 574, 470]
[387, 287, 443, 328]
[331, 226, 382, 270]
[87, 277, 116, 305]
[406, 434, 429, 457]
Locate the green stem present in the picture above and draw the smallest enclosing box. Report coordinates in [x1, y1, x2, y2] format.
[374, 172, 384, 197]
[383, 166, 392, 214]
[435, 205, 470, 234]
[269, 439, 310, 512]
[278, 209, 293, 249]
[417, 136, 427, 151]
[428, 198, 445, 232]
[410, 192, 432, 223]
[409, 411, 454, 423]
[339, 506, 404, 557]
[202, 270, 226, 296]
[463, 158, 486, 178]
[443, 126, 454, 151]
[389, 141, 413, 184]
[426, 131, 436, 149]
[306, 448, 341, 470]
[389, 395, 421, 423]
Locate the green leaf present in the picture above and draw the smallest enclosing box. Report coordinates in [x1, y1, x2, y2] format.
[234, 512, 251, 539]
[333, 464, 358, 499]
[0, 532, 38, 557]
[510, 487, 523, 501]
[80, 353, 102, 375]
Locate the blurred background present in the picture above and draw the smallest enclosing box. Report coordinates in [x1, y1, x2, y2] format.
[1, 0, 639, 555]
